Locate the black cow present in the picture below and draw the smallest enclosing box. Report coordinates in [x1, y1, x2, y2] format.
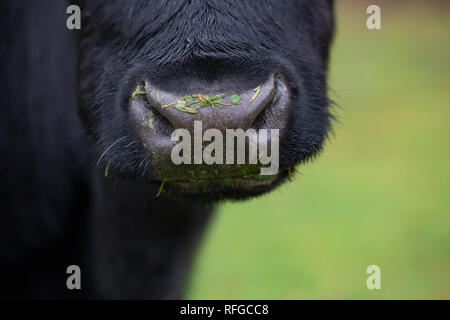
[0, 0, 334, 299]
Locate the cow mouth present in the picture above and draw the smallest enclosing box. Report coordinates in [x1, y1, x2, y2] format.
[158, 168, 290, 200]
[169, 176, 275, 192]
[156, 163, 280, 188]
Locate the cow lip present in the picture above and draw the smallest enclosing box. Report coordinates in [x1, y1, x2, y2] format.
[143, 163, 280, 188]
[153, 168, 292, 200]
[161, 175, 281, 198]
[162, 175, 278, 185]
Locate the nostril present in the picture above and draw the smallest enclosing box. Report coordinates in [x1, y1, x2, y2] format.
[251, 74, 290, 131]
[246, 80, 277, 128]
[129, 81, 174, 137]
[144, 80, 163, 110]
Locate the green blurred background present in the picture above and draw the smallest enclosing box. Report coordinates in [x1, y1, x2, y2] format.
[187, 1, 450, 299]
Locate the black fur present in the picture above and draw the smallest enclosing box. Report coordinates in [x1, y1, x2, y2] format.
[0, 0, 334, 298]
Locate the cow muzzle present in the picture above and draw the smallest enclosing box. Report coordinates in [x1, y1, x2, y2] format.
[129, 73, 291, 192]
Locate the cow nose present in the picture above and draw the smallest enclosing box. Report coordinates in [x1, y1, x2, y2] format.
[129, 73, 290, 182]
[145, 74, 275, 132]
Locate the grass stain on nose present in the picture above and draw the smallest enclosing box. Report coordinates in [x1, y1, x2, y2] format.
[131, 82, 146, 99]
[160, 92, 243, 114]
